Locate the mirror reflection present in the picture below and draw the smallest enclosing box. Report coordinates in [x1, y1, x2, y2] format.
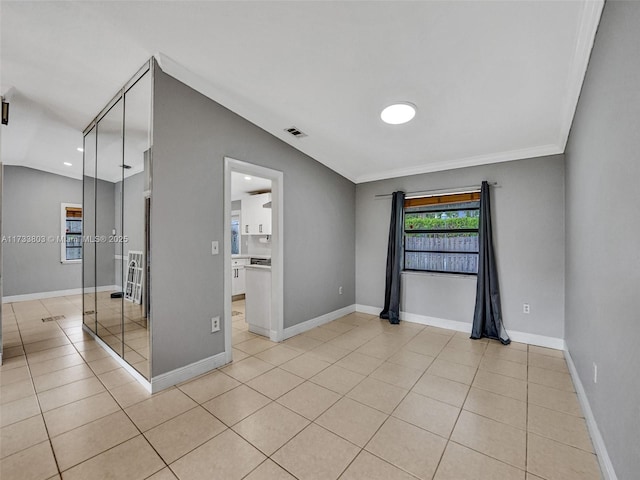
[82, 126, 97, 334]
[82, 66, 151, 380]
[96, 97, 124, 357]
[122, 71, 151, 377]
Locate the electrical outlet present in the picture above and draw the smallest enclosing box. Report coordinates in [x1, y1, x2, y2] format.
[339, 286, 343, 295]
[211, 316, 220, 333]
[593, 362, 598, 383]
[523, 303, 530, 314]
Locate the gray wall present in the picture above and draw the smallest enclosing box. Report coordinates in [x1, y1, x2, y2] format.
[356, 155, 565, 339]
[151, 65, 356, 377]
[564, 2, 640, 478]
[115, 172, 145, 288]
[123, 172, 145, 255]
[94, 177, 116, 288]
[2, 166, 116, 296]
[3, 166, 82, 296]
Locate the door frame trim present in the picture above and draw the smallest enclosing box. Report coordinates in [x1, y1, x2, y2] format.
[223, 157, 284, 363]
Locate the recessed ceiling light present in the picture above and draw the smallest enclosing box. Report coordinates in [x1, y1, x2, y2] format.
[77, 147, 84, 152]
[244, 176, 252, 181]
[64, 162, 73, 167]
[381, 103, 416, 125]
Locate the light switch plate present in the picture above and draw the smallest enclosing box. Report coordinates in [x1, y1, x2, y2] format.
[211, 241, 219, 255]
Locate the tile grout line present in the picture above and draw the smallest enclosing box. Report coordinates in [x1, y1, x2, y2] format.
[166, 328, 309, 478]
[237, 324, 441, 479]
[19, 298, 166, 478]
[60, 332, 170, 478]
[4, 301, 591, 480]
[47, 301, 123, 478]
[12, 300, 65, 477]
[430, 334, 487, 479]
[266, 325, 584, 476]
[232, 319, 404, 480]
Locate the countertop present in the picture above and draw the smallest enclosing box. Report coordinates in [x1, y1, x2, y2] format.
[245, 265, 272, 271]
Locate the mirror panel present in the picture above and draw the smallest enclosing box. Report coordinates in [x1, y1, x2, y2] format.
[96, 98, 124, 357]
[82, 61, 152, 379]
[123, 71, 152, 378]
[82, 126, 97, 333]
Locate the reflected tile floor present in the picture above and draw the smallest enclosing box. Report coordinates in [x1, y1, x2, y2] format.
[90, 290, 150, 378]
[1, 297, 602, 479]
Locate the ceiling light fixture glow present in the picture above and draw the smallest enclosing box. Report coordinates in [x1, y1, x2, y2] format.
[244, 176, 252, 181]
[380, 103, 416, 125]
[77, 147, 84, 152]
[64, 162, 73, 167]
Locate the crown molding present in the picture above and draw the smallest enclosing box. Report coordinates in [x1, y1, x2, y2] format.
[355, 144, 562, 184]
[558, 0, 604, 150]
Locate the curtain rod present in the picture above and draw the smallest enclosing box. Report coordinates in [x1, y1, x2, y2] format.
[374, 182, 498, 200]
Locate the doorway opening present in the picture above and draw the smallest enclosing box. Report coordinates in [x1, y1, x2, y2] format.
[224, 157, 284, 363]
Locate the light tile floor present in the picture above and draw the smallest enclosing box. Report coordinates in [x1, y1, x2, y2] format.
[1, 297, 602, 479]
[84, 290, 149, 378]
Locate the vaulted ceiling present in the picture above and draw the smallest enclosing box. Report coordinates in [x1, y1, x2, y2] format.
[1, 1, 603, 183]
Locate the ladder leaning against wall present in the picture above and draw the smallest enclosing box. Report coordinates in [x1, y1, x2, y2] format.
[125, 251, 144, 305]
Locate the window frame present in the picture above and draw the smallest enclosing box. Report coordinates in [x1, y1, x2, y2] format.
[403, 193, 480, 276]
[61, 203, 82, 264]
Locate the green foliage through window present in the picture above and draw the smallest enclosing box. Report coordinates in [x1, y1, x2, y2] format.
[405, 214, 479, 231]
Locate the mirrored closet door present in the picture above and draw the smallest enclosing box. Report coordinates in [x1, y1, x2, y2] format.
[82, 63, 152, 380]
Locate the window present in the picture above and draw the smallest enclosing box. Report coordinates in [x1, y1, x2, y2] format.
[231, 213, 240, 255]
[404, 192, 480, 275]
[61, 203, 82, 263]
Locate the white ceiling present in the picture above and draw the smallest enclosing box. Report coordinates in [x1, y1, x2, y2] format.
[231, 172, 272, 202]
[0, 1, 603, 184]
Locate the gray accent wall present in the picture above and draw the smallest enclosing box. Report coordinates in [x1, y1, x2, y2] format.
[151, 65, 356, 377]
[564, 2, 640, 478]
[3, 166, 81, 296]
[115, 172, 145, 288]
[94, 177, 116, 288]
[356, 155, 565, 339]
[2, 166, 115, 296]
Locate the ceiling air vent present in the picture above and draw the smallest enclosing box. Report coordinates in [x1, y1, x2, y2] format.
[284, 126, 307, 138]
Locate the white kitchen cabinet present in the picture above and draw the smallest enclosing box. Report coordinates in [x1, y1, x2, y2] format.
[231, 258, 249, 296]
[240, 197, 253, 235]
[245, 265, 271, 337]
[241, 193, 272, 235]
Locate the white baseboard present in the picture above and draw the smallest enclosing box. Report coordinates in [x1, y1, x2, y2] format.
[249, 324, 271, 338]
[508, 330, 566, 351]
[151, 351, 228, 393]
[3, 285, 119, 303]
[355, 304, 566, 350]
[355, 304, 381, 316]
[84, 323, 228, 394]
[82, 324, 152, 393]
[564, 350, 617, 480]
[283, 304, 356, 340]
[402, 311, 474, 334]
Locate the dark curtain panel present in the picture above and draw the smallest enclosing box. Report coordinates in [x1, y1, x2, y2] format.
[471, 181, 510, 344]
[380, 191, 405, 324]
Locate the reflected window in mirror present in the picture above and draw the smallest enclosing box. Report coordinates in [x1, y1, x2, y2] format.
[231, 213, 240, 255]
